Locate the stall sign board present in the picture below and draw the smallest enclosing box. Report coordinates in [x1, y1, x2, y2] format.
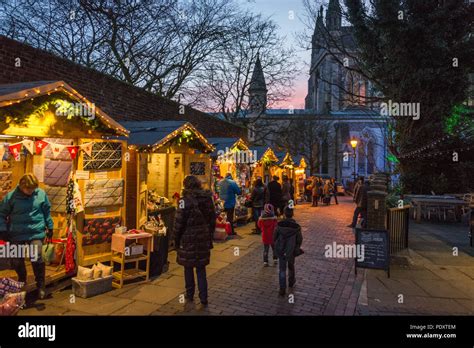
[355, 228, 390, 277]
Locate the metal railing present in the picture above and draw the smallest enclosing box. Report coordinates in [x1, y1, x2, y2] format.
[387, 205, 410, 254]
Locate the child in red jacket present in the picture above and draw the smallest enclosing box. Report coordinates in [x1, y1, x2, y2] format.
[257, 204, 278, 266]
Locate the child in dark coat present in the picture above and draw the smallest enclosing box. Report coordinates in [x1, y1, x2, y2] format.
[274, 207, 303, 296]
[257, 204, 278, 266]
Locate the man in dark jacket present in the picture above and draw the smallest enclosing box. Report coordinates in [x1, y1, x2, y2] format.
[348, 178, 369, 228]
[267, 176, 283, 216]
[273, 207, 303, 296]
[174, 175, 216, 306]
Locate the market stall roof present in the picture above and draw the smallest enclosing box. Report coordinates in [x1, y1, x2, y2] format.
[0, 81, 129, 136]
[256, 147, 279, 164]
[280, 152, 295, 167]
[121, 120, 215, 153]
[208, 137, 249, 157]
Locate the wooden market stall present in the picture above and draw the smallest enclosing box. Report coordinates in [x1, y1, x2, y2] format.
[0, 81, 129, 288]
[294, 157, 308, 201]
[209, 137, 253, 191]
[122, 121, 215, 229]
[251, 147, 280, 184]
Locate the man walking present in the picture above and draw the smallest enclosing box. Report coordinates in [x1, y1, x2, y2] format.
[218, 173, 241, 235]
[348, 177, 368, 228]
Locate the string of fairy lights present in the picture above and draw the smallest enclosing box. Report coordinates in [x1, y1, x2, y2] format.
[0, 82, 129, 137]
[397, 128, 473, 160]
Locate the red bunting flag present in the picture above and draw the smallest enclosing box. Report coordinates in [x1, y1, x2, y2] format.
[35, 140, 49, 155]
[8, 143, 21, 158]
[67, 146, 79, 160]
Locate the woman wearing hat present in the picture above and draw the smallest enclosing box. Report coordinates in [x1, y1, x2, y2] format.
[0, 173, 54, 299]
[257, 204, 278, 266]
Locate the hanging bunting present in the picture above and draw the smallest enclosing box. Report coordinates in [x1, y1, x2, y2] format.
[80, 142, 94, 157]
[35, 140, 49, 155]
[51, 143, 66, 159]
[67, 146, 79, 160]
[22, 139, 35, 155]
[8, 142, 22, 161]
[0, 144, 5, 161]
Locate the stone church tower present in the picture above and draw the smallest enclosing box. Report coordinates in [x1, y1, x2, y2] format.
[248, 54, 267, 116]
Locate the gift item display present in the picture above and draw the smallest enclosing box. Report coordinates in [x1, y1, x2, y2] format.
[82, 216, 122, 246]
[84, 179, 124, 208]
[0, 278, 25, 316]
[0, 290, 26, 316]
[73, 263, 113, 298]
[0, 81, 129, 289]
[214, 212, 231, 240]
[143, 215, 167, 236]
[0, 171, 12, 201]
[234, 196, 251, 223]
[147, 189, 171, 211]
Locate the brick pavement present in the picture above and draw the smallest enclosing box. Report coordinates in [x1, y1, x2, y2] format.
[151, 197, 364, 316]
[19, 196, 365, 316]
[17, 196, 474, 316]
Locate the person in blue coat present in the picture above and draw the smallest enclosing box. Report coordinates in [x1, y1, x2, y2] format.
[218, 172, 241, 235]
[0, 173, 54, 299]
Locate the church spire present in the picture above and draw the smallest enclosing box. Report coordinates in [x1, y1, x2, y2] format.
[248, 53, 267, 115]
[249, 53, 267, 93]
[326, 0, 342, 31]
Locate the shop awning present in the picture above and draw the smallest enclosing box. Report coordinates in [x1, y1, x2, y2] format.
[121, 121, 215, 153]
[0, 81, 129, 136]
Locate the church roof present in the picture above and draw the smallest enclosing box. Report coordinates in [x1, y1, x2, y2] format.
[249, 55, 267, 92]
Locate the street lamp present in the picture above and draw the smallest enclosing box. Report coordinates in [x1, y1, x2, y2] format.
[350, 137, 358, 181]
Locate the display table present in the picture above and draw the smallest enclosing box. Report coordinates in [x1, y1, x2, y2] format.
[111, 232, 153, 288]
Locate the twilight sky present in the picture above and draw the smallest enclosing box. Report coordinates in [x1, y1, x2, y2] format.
[238, 0, 313, 109]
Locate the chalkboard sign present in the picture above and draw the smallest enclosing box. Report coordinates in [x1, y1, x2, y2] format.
[190, 162, 205, 175]
[355, 228, 390, 277]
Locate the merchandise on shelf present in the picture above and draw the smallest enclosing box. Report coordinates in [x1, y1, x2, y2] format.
[143, 215, 167, 236]
[147, 189, 171, 211]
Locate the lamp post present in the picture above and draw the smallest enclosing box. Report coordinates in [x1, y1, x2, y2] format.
[350, 137, 358, 182]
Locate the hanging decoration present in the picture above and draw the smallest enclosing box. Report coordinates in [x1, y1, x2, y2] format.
[35, 140, 49, 155]
[0, 139, 95, 161]
[50, 143, 66, 159]
[81, 142, 94, 157]
[22, 139, 35, 155]
[8, 142, 22, 161]
[66, 146, 79, 160]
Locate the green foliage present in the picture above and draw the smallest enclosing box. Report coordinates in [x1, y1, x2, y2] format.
[345, 0, 474, 193]
[444, 104, 473, 135]
[0, 93, 105, 131]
